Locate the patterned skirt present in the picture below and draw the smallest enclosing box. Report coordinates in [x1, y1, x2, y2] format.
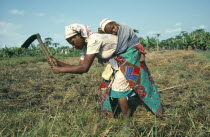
[100, 44, 163, 117]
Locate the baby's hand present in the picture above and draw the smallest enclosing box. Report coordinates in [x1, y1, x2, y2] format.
[98, 28, 104, 33]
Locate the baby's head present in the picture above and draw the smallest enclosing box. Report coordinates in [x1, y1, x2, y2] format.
[99, 19, 119, 35]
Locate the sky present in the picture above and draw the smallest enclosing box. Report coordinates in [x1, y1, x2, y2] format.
[0, 0, 210, 48]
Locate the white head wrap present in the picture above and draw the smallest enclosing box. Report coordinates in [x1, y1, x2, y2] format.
[99, 18, 114, 32]
[65, 24, 92, 39]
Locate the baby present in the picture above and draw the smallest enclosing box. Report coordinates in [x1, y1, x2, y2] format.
[98, 19, 146, 61]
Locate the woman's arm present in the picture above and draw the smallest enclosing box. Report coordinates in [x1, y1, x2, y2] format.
[79, 59, 84, 65]
[52, 54, 95, 74]
[48, 56, 70, 67]
[57, 60, 71, 67]
[49, 56, 83, 67]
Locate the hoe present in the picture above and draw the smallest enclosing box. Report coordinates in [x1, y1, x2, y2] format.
[21, 33, 57, 66]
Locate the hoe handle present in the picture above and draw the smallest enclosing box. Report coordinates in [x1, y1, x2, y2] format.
[36, 33, 57, 66]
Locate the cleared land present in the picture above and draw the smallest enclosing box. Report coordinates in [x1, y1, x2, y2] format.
[0, 50, 209, 136]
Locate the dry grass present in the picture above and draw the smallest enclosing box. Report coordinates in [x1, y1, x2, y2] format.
[0, 50, 209, 136]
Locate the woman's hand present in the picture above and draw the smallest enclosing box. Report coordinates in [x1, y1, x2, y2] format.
[47, 56, 59, 66]
[47, 58, 54, 67]
[50, 56, 59, 66]
[52, 65, 61, 74]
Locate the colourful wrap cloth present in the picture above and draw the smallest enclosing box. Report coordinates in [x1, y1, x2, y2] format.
[100, 45, 163, 117]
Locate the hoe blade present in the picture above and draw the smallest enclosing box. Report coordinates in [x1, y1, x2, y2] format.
[21, 34, 38, 48]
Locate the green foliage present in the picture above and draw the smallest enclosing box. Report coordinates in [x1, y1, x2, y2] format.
[0, 36, 81, 59]
[0, 46, 81, 59]
[139, 29, 210, 51]
[44, 37, 53, 47]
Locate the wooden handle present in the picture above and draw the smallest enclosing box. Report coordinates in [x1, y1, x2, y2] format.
[36, 33, 57, 66]
[36, 34, 51, 59]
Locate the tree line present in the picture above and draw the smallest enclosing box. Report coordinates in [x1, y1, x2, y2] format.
[0, 37, 80, 58]
[0, 29, 209, 58]
[139, 29, 210, 51]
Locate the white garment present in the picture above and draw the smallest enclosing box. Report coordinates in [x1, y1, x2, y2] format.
[80, 33, 131, 92]
[112, 70, 132, 92]
[80, 33, 117, 60]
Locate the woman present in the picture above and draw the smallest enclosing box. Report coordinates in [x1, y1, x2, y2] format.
[49, 23, 162, 124]
[49, 24, 131, 119]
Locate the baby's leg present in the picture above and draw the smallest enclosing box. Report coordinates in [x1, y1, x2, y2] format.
[118, 98, 131, 127]
[118, 98, 129, 118]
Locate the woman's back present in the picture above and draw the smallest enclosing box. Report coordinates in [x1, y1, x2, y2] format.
[81, 33, 118, 59]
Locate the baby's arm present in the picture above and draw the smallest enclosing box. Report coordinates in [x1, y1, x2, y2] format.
[98, 28, 105, 33]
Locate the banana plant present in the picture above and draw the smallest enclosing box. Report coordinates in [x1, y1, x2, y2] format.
[44, 37, 53, 47]
[146, 36, 156, 51]
[156, 34, 160, 51]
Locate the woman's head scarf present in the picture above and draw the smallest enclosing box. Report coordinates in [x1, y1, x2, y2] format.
[65, 24, 92, 39]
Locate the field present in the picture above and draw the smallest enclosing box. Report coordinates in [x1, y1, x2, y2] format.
[0, 50, 209, 136]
